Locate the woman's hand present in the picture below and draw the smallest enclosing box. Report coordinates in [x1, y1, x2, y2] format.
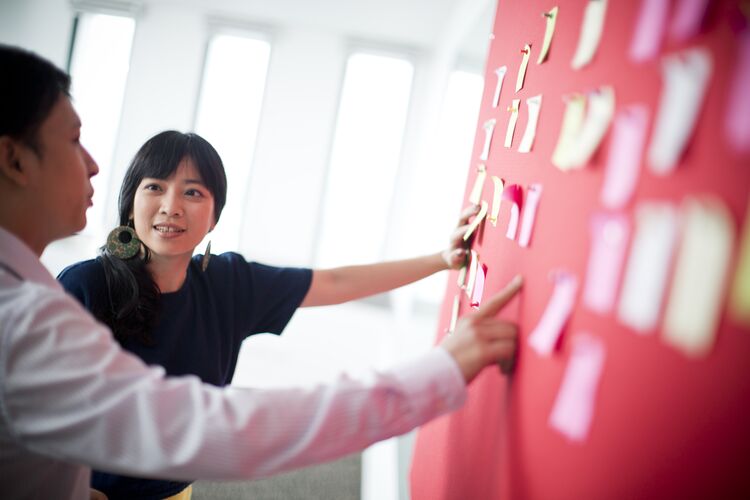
[441, 204, 481, 270]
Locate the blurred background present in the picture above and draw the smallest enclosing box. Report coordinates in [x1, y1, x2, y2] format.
[0, 0, 496, 498]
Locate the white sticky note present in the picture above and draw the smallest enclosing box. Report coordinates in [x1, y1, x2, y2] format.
[629, 0, 670, 62]
[538, 7, 559, 64]
[468, 164, 487, 205]
[465, 250, 479, 298]
[617, 203, 679, 333]
[528, 271, 579, 356]
[571, 0, 609, 70]
[600, 105, 650, 210]
[518, 183, 542, 248]
[471, 262, 487, 309]
[516, 44, 531, 92]
[552, 94, 586, 170]
[663, 197, 735, 357]
[648, 48, 712, 175]
[492, 66, 508, 108]
[505, 99, 521, 148]
[549, 333, 606, 442]
[480, 119, 496, 161]
[565, 86, 615, 169]
[489, 176, 505, 226]
[583, 213, 630, 315]
[519, 94, 543, 153]
[730, 200, 750, 326]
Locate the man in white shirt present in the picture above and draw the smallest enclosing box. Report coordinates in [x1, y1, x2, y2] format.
[0, 44, 522, 500]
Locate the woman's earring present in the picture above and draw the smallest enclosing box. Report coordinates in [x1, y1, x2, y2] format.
[201, 241, 212, 272]
[106, 225, 141, 259]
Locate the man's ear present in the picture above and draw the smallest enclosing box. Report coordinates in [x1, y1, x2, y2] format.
[0, 136, 30, 187]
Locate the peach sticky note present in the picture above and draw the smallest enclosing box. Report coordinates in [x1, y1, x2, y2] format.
[600, 105, 650, 209]
[583, 213, 630, 314]
[528, 270, 579, 356]
[663, 197, 735, 357]
[549, 333, 606, 442]
[518, 184, 543, 248]
[505, 99, 521, 148]
[516, 44, 531, 92]
[489, 176, 505, 227]
[468, 164, 487, 205]
[538, 7, 559, 64]
[617, 202, 679, 333]
[571, 0, 609, 70]
[463, 200, 488, 242]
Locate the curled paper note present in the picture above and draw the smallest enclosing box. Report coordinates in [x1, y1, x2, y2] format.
[471, 262, 488, 309]
[726, 32, 750, 153]
[480, 119, 497, 161]
[554, 87, 615, 170]
[538, 7, 559, 64]
[505, 99, 521, 148]
[549, 333, 606, 442]
[492, 66, 508, 108]
[516, 44, 532, 92]
[448, 294, 460, 334]
[551, 94, 586, 169]
[502, 184, 524, 240]
[648, 48, 712, 175]
[663, 197, 735, 357]
[519, 94, 543, 153]
[489, 176, 505, 227]
[583, 213, 630, 315]
[571, 0, 609, 70]
[468, 164, 487, 205]
[528, 270, 579, 356]
[518, 184, 542, 248]
[463, 200, 488, 242]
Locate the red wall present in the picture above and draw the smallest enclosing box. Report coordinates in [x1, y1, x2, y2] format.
[410, 1, 750, 498]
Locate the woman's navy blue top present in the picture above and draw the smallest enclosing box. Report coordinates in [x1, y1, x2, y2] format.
[57, 252, 312, 500]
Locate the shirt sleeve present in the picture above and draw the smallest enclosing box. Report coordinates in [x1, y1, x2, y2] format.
[0, 281, 466, 481]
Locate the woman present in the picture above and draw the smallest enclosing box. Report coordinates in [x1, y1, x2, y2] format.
[58, 130, 476, 500]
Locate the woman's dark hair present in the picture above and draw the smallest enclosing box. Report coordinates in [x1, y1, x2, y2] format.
[0, 44, 71, 154]
[99, 131, 228, 343]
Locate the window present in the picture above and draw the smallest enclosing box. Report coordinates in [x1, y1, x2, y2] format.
[315, 52, 415, 268]
[68, 12, 135, 239]
[194, 32, 271, 253]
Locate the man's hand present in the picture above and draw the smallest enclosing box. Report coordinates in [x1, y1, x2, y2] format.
[441, 204, 481, 269]
[441, 275, 523, 383]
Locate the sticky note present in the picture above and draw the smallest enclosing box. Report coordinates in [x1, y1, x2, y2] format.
[583, 213, 630, 314]
[516, 44, 531, 92]
[730, 200, 750, 326]
[480, 119, 496, 161]
[564, 86, 616, 170]
[492, 66, 508, 108]
[448, 294, 460, 334]
[489, 176, 505, 227]
[471, 262, 488, 309]
[669, 0, 711, 42]
[518, 183, 543, 248]
[663, 197, 735, 357]
[549, 333, 606, 442]
[648, 48, 712, 175]
[463, 200, 488, 242]
[552, 94, 586, 170]
[571, 0, 609, 70]
[502, 184, 524, 240]
[465, 250, 479, 298]
[726, 32, 750, 153]
[528, 270, 578, 356]
[519, 94, 543, 153]
[617, 203, 679, 333]
[629, 0, 670, 62]
[538, 7, 559, 64]
[457, 265, 467, 289]
[468, 164, 487, 205]
[505, 99, 521, 148]
[600, 105, 650, 209]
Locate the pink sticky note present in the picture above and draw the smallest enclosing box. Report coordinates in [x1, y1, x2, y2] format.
[583, 213, 631, 315]
[727, 32, 750, 153]
[518, 184, 543, 248]
[669, 0, 710, 42]
[471, 263, 488, 309]
[600, 105, 650, 209]
[528, 271, 578, 356]
[503, 184, 524, 240]
[630, 0, 670, 62]
[549, 333, 606, 442]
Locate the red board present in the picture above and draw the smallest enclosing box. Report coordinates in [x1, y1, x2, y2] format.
[410, 1, 750, 499]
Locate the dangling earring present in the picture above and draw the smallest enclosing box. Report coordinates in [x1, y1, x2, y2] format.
[201, 241, 212, 272]
[106, 222, 141, 259]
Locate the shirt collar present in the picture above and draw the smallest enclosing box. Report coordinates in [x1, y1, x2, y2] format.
[0, 225, 60, 289]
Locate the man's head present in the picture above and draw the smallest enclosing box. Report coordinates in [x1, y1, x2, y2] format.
[0, 45, 98, 255]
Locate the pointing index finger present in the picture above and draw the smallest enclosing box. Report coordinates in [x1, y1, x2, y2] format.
[475, 274, 523, 318]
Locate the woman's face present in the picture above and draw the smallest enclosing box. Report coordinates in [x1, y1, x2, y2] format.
[132, 157, 215, 261]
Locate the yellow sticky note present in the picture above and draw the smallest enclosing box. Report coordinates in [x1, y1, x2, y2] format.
[730, 201, 750, 326]
[463, 200, 489, 242]
[505, 99, 521, 148]
[490, 176, 505, 226]
[468, 164, 487, 205]
[516, 44, 531, 92]
[571, 0, 608, 70]
[663, 197, 735, 357]
[551, 94, 586, 170]
[538, 7, 559, 64]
